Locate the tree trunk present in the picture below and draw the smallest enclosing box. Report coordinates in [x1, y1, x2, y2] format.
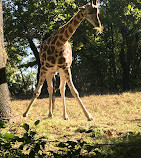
[120, 25, 130, 91]
[0, 0, 12, 120]
[27, 37, 48, 95]
[109, 24, 118, 91]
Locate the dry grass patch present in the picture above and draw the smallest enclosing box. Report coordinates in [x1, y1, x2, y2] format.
[11, 92, 141, 143]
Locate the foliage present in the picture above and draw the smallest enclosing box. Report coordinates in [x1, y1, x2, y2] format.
[72, 0, 141, 93]
[0, 120, 47, 158]
[50, 133, 141, 158]
[3, 0, 77, 95]
[2, 0, 141, 95]
[1, 117, 141, 157]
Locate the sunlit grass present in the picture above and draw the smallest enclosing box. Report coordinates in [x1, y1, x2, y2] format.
[11, 92, 141, 146]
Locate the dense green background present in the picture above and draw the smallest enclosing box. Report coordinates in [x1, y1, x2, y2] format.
[3, 0, 141, 96]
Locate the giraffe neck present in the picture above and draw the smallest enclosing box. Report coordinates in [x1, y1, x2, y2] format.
[54, 10, 85, 47]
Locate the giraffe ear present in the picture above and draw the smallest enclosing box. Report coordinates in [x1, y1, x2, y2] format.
[79, 6, 85, 11]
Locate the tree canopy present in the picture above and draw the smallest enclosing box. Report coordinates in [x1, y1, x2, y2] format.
[2, 0, 141, 95]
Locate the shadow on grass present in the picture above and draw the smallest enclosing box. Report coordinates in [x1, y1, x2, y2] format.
[51, 133, 141, 158]
[108, 134, 141, 158]
[11, 87, 141, 101]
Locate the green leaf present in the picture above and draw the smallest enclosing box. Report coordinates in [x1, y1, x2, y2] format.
[4, 133, 14, 139]
[0, 121, 7, 128]
[34, 120, 40, 126]
[30, 131, 36, 137]
[128, 4, 132, 9]
[22, 123, 29, 131]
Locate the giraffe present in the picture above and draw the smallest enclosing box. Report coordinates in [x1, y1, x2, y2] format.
[23, 0, 103, 121]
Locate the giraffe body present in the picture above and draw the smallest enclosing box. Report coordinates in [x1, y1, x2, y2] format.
[23, 1, 102, 121]
[39, 10, 84, 73]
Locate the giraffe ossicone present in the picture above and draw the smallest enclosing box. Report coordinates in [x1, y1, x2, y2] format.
[23, 0, 102, 121]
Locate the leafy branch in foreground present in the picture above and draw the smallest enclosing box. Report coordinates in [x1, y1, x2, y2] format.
[0, 120, 141, 158]
[0, 120, 47, 158]
[50, 133, 141, 158]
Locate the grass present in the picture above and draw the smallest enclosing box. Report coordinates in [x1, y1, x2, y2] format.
[9, 91, 141, 157]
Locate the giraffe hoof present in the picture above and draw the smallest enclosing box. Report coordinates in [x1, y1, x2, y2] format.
[23, 113, 28, 117]
[64, 114, 69, 120]
[87, 116, 94, 121]
[64, 116, 69, 120]
[48, 113, 53, 118]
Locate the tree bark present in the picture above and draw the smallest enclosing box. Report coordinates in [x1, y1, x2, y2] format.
[27, 37, 40, 81]
[120, 25, 130, 91]
[27, 37, 48, 95]
[0, 0, 12, 120]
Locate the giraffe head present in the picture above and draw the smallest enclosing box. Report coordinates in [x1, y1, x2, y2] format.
[79, 0, 103, 33]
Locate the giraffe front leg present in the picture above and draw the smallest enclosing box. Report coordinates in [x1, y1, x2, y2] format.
[23, 72, 46, 117]
[60, 72, 69, 120]
[64, 68, 94, 121]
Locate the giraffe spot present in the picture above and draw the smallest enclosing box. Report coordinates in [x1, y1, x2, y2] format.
[51, 35, 58, 44]
[59, 51, 63, 56]
[43, 45, 48, 52]
[51, 46, 55, 53]
[62, 65, 67, 69]
[55, 50, 59, 55]
[70, 20, 73, 24]
[40, 49, 43, 55]
[46, 63, 53, 68]
[56, 41, 63, 47]
[65, 30, 69, 38]
[47, 47, 52, 55]
[81, 12, 84, 17]
[74, 19, 79, 26]
[41, 61, 44, 65]
[58, 65, 66, 69]
[77, 14, 80, 19]
[40, 44, 43, 51]
[46, 63, 50, 67]
[58, 57, 65, 64]
[59, 35, 66, 42]
[41, 53, 46, 61]
[40, 79, 43, 83]
[69, 27, 73, 33]
[47, 37, 52, 45]
[41, 66, 48, 71]
[60, 28, 65, 34]
[40, 72, 44, 76]
[47, 56, 56, 64]
[64, 70, 70, 76]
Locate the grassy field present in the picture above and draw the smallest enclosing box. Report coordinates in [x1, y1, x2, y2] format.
[9, 91, 141, 157]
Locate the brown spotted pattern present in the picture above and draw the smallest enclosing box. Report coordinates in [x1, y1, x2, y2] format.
[39, 10, 84, 72]
[23, 7, 95, 121]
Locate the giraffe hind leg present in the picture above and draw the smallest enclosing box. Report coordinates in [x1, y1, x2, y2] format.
[52, 74, 57, 111]
[64, 68, 94, 121]
[46, 72, 55, 118]
[59, 71, 69, 120]
[23, 71, 46, 117]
